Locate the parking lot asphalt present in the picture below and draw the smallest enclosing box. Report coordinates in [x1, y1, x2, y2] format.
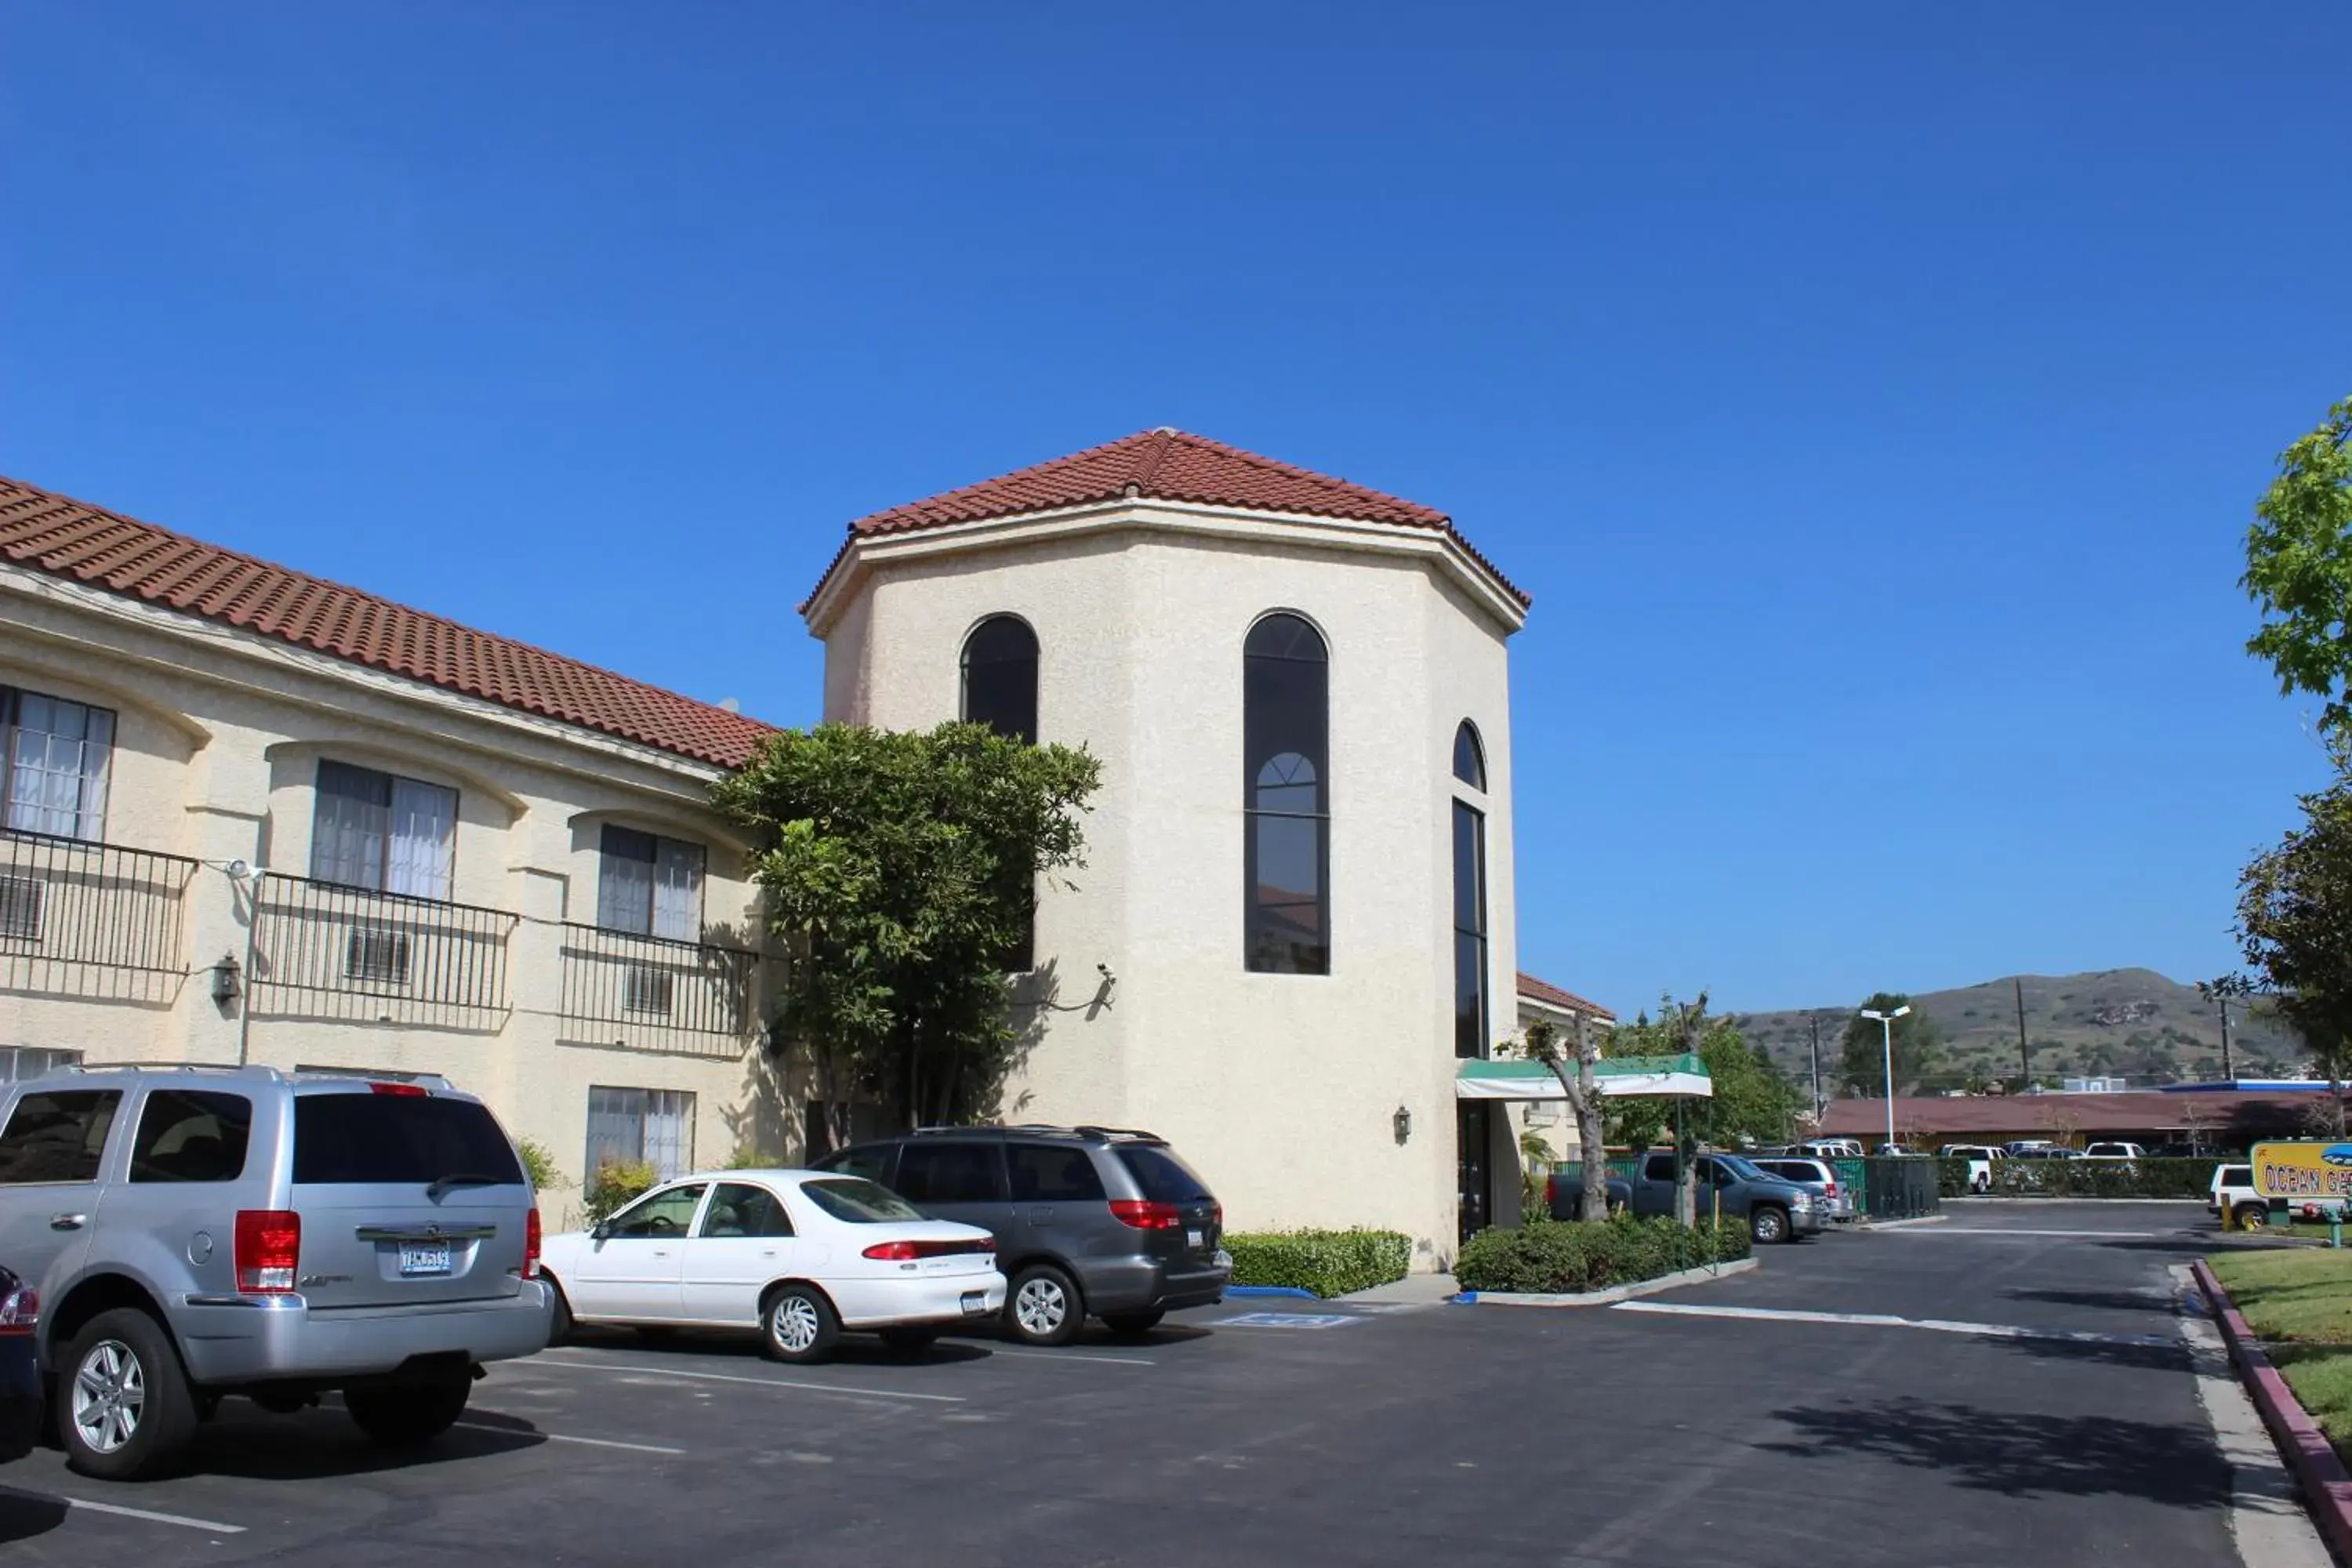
[0, 1201, 2282, 1567]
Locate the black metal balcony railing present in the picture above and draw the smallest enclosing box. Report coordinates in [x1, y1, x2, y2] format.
[559, 924, 754, 1041]
[250, 873, 518, 1016]
[0, 827, 198, 975]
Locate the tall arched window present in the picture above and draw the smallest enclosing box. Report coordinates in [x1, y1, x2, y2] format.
[960, 615, 1038, 744]
[1453, 720, 1486, 790]
[1244, 612, 1329, 975]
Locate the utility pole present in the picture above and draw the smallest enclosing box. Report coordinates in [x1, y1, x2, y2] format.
[2219, 990, 2235, 1082]
[1809, 1015, 1824, 1116]
[2015, 977, 2030, 1087]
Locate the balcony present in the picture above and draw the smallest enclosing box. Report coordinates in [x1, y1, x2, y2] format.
[0, 828, 198, 1004]
[558, 924, 757, 1058]
[249, 873, 519, 1031]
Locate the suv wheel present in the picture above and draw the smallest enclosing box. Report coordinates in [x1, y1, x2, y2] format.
[345, 1374, 471, 1446]
[2236, 1201, 2269, 1232]
[61, 1308, 198, 1481]
[763, 1285, 840, 1364]
[1750, 1206, 1790, 1246]
[1007, 1262, 1083, 1348]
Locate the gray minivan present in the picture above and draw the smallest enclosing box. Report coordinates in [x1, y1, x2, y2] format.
[815, 1125, 1229, 1345]
[0, 1064, 547, 1479]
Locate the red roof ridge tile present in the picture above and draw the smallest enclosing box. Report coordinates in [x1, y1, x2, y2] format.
[1516, 971, 1617, 1021]
[0, 473, 778, 769]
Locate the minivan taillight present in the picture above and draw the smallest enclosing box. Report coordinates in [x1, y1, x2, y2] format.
[862, 1238, 996, 1261]
[1109, 1200, 1183, 1230]
[0, 1279, 37, 1335]
[524, 1207, 543, 1280]
[368, 1081, 427, 1096]
[235, 1209, 301, 1294]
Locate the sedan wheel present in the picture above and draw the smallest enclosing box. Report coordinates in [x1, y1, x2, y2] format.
[763, 1286, 840, 1364]
[1007, 1263, 1083, 1347]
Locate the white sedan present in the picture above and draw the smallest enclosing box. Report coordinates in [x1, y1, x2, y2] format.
[539, 1169, 1007, 1363]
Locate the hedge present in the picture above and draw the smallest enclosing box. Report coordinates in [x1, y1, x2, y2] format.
[1938, 1156, 2221, 1200]
[1454, 1214, 1751, 1295]
[1225, 1229, 1413, 1298]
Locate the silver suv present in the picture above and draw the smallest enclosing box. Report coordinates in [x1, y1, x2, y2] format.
[0, 1064, 548, 1479]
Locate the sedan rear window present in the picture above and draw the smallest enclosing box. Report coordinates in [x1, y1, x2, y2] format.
[800, 1178, 925, 1223]
[1114, 1145, 1212, 1203]
[292, 1093, 521, 1185]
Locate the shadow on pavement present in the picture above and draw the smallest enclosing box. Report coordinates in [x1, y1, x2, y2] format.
[1994, 1334, 2193, 1374]
[0, 1489, 68, 1544]
[2003, 1287, 2183, 1314]
[1762, 1396, 2227, 1508]
[183, 1403, 547, 1481]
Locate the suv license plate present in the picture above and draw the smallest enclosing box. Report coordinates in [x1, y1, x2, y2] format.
[398, 1243, 452, 1276]
[960, 1290, 988, 1316]
[1186, 1228, 1204, 1249]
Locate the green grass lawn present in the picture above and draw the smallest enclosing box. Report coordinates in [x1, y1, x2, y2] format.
[2209, 1248, 2352, 1457]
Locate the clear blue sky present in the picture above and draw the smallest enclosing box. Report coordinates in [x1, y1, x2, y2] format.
[5, 5, 2347, 1014]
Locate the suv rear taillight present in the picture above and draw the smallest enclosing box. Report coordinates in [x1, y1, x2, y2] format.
[862, 1238, 996, 1261]
[235, 1209, 302, 1293]
[0, 1279, 37, 1334]
[1109, 1200, 1183, 1230]
[524, 1207, 543, 1280]
[1824, 1180, 1838, 1197]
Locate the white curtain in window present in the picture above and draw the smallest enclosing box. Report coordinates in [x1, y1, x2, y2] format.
[7, 694, 114, 840]
[644, 1090, 693, 1178]
[387, 779, 456, 899]
[652, 840, 703, 942]
[583, 1086, 695, 1181]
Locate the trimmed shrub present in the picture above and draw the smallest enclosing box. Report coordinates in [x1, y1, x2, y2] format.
[1225, 1229, 1413, 1298]
[516, 1137, 568, 1195]
[1938, 1156, 2221, 1200]
[1455, 1214, 1751, 1296]
[584, 1159, 658, 1223]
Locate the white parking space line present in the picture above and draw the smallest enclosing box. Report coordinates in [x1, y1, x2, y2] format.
[0, 1488, 249, 1534]
[979, 1346, 1154, 1367]
[1884, 1227, 2161, 1239]
[525, 1352, 967, 1403]
[1613, 1300, 2180, 1348]
[452, 1419, 686, 1454]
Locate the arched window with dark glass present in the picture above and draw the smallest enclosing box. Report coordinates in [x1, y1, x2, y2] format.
[1453, 720, 1486, 791]
[961, 615, 1038, 745]
[1244, 612, 1329, 975]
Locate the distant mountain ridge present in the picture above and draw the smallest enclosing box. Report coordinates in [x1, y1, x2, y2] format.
[1730, 967, 2303, 1096]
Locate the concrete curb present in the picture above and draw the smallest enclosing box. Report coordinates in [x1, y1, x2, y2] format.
[1222, 1285, 1320, 1300]
[1454, 1257, 1757, 1307]
[2192, 1258, 2352, 1563]
[1859, 1214, 1950, 1230]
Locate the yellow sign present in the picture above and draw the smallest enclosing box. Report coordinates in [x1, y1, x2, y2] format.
[2251, 1141, 2352, 1202]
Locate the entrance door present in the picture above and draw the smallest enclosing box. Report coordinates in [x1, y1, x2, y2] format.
[1457, 1102, 1494, 1243]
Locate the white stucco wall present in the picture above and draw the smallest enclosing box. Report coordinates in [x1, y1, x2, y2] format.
[816, 506, 1523, 1264]
[0, 568, 780, 1226]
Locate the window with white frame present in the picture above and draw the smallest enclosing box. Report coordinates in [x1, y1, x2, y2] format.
[310, 760, 456, 900]
[0, 1047, 82, 1083]
[4, 688, 114, 842]
[597, 826, 704, 942]
[586, 1086, 694, 1181]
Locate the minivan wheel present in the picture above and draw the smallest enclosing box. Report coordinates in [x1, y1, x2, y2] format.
[762, 1285, 840, 1364]
[1751, 1206, 1790, 1246]
[61, 1308, 198, 1481]
[345, 1375, 471, 1446]
[1102, 1310, 1165, 1338]
[1007, 1263, 1083, 1348]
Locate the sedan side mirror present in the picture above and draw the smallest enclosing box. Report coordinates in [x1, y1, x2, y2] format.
[591, 1221, 612, 1243]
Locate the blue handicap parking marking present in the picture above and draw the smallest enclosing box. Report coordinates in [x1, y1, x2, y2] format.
[1214, 1312, 1363, 1330]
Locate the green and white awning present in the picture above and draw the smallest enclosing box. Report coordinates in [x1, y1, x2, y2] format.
[1454, 1054, 1713, 1102]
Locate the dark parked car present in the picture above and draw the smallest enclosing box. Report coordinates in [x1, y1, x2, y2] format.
[0, 1265, 38, 1464]
[814, 1126, 1229, 1345]
[1549, 1150, 1823, 1243]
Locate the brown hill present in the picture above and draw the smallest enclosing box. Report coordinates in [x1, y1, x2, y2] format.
[1732, 968, 2303, 1097]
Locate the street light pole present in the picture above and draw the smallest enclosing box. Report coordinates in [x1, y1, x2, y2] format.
[1861, 1005, 1912, 1152]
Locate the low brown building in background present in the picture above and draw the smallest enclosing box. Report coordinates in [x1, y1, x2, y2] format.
[1815, 1087, 2339, 1152]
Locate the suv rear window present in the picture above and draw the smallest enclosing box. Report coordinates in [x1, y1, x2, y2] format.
[292, 1093, 521, 1185]
[1114, 1145, 1212, 1203]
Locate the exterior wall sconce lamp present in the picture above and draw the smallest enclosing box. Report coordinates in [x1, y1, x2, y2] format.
[1392, 1105, 1412, 1145]
[209, 953, 241, 1005]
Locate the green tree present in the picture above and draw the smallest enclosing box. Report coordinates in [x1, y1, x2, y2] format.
[2243, 395, 2352, 735]
[2237, 761, 2352, 1134]
[1603, 996, 1803, 1221]
[711, 720, 1102, 1136]
[1838, 992, 1944, 1098]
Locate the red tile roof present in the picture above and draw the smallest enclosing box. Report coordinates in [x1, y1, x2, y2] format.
[813, 429, 1528, 609]
[0, 475, 776, 768]
[1516, 971, 1617, 1022]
